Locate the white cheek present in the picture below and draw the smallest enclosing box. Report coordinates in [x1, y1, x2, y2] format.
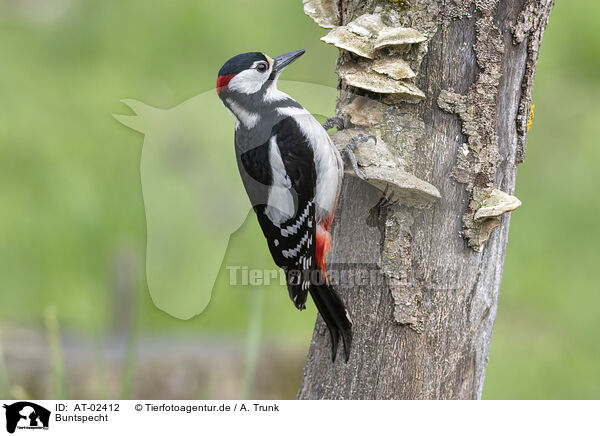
[228, 69, 266, 94]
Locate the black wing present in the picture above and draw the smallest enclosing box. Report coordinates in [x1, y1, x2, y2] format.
[237, 116, 316, 309]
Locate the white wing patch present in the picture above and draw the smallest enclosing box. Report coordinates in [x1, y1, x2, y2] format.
[265, 136, 294, 225]
[277, 107, 342, 222]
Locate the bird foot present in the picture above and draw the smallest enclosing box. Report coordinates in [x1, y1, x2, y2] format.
[322, 116, 345, 131]
[343, 134, 376, 181]
[367, 185, 400, 227]
[376, 184, 400, 208]
[322, 117, 374, 181]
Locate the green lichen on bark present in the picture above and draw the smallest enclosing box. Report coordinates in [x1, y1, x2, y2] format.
[512, 0, 555, 162]
[438, 4, 510, 250]
[330, 1, 442, 326]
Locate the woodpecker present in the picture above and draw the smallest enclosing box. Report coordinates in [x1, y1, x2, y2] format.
[216, 49, 352, 362]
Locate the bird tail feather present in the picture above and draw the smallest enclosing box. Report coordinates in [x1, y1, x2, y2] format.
[309, 270, 352, 362]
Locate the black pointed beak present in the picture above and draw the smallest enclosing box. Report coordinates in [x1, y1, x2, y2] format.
[272, 49, 305, 73]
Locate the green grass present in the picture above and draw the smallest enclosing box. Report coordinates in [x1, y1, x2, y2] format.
[43, 306, 68, 399]
[0, 0, 598, 399]
[0, 340, 9, 398]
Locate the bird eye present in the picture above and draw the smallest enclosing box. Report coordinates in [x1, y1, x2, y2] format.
[256, 62, 268, 73]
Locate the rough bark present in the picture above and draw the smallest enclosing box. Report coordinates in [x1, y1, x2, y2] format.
[298, 0, 553, 399]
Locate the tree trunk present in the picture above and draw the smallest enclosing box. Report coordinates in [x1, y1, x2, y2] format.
[298, 0, 554, 399]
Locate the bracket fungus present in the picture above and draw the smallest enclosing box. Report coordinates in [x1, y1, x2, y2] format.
[371, 58, 416, 80]
[321, 14, 426, 59]
[373, 27, 427, 50]
[338, 63, 425, 100]
[466, 188, 522, 250]
[319, 13, 427, 100]
[330, 128, 440, 208]
[302, 0, 339, 29]
[322, 27, 376, 59]
[473, 188, 522, 221]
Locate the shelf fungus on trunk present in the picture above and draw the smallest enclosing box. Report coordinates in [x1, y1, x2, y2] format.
[302, 0, 340, 29]
[373, 26, 427, 50]
[371, 58, 416, 80]
[330, 127, 440, 209]
[317, 13, 428, 101]
[337, 62, 425, 101]
[465, 187, 522, 251]
[321, 14, 426, 59]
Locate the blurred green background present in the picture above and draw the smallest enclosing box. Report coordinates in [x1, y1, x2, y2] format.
[0, 0, 598, 399]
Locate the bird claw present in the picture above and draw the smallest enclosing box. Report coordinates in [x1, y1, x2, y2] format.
[322, 116, 345, 131]
[322, 117, 375, 181]
[343, 134, 376, 181]
[377, 185, 401, 208]
[367, 185, 400, 226]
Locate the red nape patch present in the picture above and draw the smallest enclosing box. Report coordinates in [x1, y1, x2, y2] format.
[216, 74, 235, 94]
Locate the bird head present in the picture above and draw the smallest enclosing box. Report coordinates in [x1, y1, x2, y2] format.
[216, 49, 305, 99]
